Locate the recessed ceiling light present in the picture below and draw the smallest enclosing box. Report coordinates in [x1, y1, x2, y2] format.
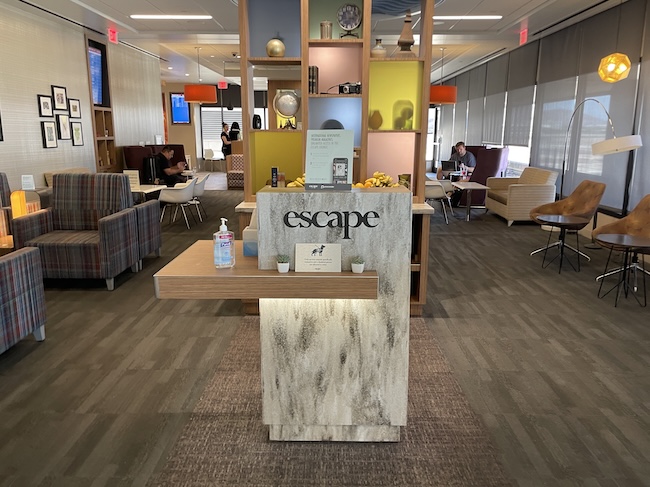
[167, 66, 173, 70]
[210, 55, 215, 58]
[130, 14, 212, 20]
[433, 15, 502, 20]
[185, 73, 190, 76]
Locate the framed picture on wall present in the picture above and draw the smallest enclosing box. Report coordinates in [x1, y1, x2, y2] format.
[41, 121, 57, 148]
[38, 95, 53, 117]
[56, 114, 71, 140]
[71, 122, 83, 146]
[51, 85, 68, 110]
[69, 99, 81, 118]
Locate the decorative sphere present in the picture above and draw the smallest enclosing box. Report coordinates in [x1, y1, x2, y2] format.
[266, 38, 286, 57]
[273, 91, 300, 118]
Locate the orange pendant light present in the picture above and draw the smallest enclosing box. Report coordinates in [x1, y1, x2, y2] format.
[430, 85, 457, 104]
[430, 47, 457, 104]
[184, 84, 217, 103]
[184, 47, 218, 103]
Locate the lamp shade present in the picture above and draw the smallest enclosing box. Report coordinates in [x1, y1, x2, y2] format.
[598, 52, 631, 83]
[10, 191, 28, 219]
[429, 85, 457, 104]
[184, 84, 217, 103]
[592, 134, 642, 155]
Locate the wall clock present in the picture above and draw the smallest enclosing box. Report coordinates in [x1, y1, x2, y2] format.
[337, 4, 362, 38]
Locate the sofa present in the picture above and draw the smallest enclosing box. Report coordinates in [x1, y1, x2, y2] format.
[12, 173, 142, 291]
[123, 144, 187, 183]
[486, 167, 558, 226]
[1, 247, 46, 355]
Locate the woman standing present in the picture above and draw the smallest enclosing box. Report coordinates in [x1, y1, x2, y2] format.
[221, 123, 232, 157]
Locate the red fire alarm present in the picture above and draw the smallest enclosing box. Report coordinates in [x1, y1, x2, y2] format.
[218, 80, 228, 90]
[108, 28, 118, 44]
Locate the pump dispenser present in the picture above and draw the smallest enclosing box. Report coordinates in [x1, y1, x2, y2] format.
[214, 218, 235, 268]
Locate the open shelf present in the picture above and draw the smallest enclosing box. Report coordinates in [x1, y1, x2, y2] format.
[248, 57, 301, 65]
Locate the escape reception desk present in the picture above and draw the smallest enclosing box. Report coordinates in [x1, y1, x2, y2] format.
[156, 187, 411, 442]
[255, 187, 412, 442]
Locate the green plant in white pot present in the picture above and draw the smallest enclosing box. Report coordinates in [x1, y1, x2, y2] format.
[276, 254, 290, 273]
[351, 256, 365, 274]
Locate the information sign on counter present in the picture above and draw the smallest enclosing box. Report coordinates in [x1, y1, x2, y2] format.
[305, 130, 353, 190]
[294, 243, 342, 272]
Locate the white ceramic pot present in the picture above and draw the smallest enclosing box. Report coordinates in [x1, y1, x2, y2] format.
[277, 262, 290, 273]
[351, 263, 365, 274]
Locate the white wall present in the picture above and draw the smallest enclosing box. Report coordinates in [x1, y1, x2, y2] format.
[0, 2, 163, 189]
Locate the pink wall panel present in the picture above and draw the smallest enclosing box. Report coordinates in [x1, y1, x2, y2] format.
[367, 132, 415, 183]
[309, 46, 362, 94]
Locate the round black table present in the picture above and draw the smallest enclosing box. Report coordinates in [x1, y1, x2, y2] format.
[595, 233, 650, 307]
[531, 214, 590, 273]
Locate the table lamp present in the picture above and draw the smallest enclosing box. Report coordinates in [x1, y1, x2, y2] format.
[560, 98, 642, 199]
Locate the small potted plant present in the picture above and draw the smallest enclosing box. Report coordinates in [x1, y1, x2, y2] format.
[276, 254, 290, 273]
[351, 256, 365, 274]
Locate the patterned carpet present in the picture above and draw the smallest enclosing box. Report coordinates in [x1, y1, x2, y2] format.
[149, 317, 512, 487]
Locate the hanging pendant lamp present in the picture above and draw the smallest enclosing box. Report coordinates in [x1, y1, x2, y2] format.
[184, 47, 217, 103]
[430, 47, 457, 104]
[598, 52, 631, 83]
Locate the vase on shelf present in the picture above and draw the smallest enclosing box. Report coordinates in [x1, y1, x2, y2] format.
[266, 38, 286, 57]
[395, 10, 416, 58]
[368, 110, 383, 130]
[370, 39, 387, 59]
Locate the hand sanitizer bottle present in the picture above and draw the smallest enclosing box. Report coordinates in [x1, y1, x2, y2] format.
[214, 218, 235, 268]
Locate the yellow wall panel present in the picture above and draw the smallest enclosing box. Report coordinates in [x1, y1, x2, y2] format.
[368, 62, 423, 130]
[250, 132, 303, 193]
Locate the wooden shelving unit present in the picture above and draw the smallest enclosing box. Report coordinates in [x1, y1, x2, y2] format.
[93, 107, 116, 172]
[238, 0, 434, 315]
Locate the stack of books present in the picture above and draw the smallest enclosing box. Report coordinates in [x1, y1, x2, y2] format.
[308, 66, 319, 94]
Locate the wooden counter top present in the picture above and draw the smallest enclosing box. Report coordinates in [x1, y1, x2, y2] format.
[154, 240, 378, 300]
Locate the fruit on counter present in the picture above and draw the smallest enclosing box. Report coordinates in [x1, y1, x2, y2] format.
[353, 171, 400, 188]
[287, 174, 306, 187]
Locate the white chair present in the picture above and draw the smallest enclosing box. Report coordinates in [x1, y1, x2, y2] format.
[159, 178, 197, 229]
[188, 174, 209, 222]
[425, 179, 454, 224]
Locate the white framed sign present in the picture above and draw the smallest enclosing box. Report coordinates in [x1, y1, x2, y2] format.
[305, 130, 354, 185]
[295, 243, 341, 272]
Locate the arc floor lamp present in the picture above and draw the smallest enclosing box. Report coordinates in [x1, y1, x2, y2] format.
[560, 98, 642, 199]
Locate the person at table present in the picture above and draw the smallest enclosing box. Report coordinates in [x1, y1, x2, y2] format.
[155, 145, 186, 187]
[436, 141, 477, 180]
[221, 123, 232, 157]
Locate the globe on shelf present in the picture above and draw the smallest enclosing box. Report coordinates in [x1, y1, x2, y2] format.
[273, 90, 300, 129]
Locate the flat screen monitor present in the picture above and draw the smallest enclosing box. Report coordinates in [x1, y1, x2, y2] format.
[170, 93, 190, 124]
[88, 46, 103, 105]
[87, 39, 109, 107]
[441, 160, 457, 172]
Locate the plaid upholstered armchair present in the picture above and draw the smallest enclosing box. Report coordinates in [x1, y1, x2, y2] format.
[1, 247, 46, 354]
[11, 173, 143, 290]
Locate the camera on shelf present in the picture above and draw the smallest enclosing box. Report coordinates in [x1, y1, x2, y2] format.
[339, 82, 362, 94]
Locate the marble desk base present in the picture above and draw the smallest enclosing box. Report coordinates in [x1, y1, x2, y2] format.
[269, 425, 400, 442]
